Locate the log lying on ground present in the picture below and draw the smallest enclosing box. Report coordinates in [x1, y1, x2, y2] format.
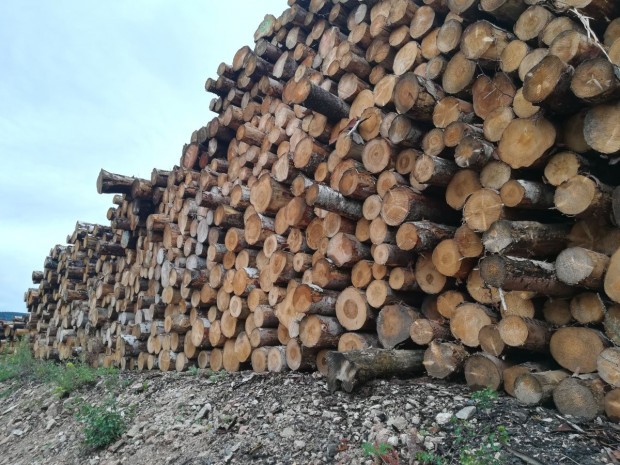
[553, 376, 606, 420]
[326, 349, 426, 393]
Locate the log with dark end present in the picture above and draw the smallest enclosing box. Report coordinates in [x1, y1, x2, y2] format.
[326, 349, 426, 393]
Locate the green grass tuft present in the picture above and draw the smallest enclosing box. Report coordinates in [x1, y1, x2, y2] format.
[0, 338, 120, 396]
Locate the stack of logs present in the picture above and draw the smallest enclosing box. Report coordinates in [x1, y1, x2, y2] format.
[0, 315, 28, 352]
[23, 0, 620, 421]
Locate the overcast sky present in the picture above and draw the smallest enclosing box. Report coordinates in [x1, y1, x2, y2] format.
[0, 0, 285, 313]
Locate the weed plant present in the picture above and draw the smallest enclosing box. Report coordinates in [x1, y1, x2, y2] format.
[76, 395, 132, 449]
[416, 388, 509, 465]
[0, 338, 119, 396]
[362, 441, 399, 465]
[1, 338, 133, 449]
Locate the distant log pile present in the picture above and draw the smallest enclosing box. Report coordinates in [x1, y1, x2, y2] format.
[22, 0, 620, 420]
[0, 315, 28, 351]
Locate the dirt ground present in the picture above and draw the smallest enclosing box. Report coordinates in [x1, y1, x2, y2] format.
[0, 370, 617, 465]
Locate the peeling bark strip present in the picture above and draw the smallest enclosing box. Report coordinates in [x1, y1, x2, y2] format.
[482, 221, 571, 257]
[20, 0, 620, 422]
[479, 255, 575, 296]
[305, 183, 363, 220]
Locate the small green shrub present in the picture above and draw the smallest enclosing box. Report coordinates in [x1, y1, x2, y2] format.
[415, 389, 508, 465]
[52, 362, 99, 397]
[362, 441, 399, 464]
[76, 396, 129, 449]
[415, 451, 444, 465]
[206, 369, 227, 382]
[0, 365, 16, 382]
[470, 388, 498, 410]
[0, 339, 36, 381]
[0, 338, 122, 397]
[452, 420, 508, 465]
[99, 367, 123, 392]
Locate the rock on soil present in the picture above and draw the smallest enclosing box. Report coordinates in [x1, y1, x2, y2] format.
[0, 371, 617, 465]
